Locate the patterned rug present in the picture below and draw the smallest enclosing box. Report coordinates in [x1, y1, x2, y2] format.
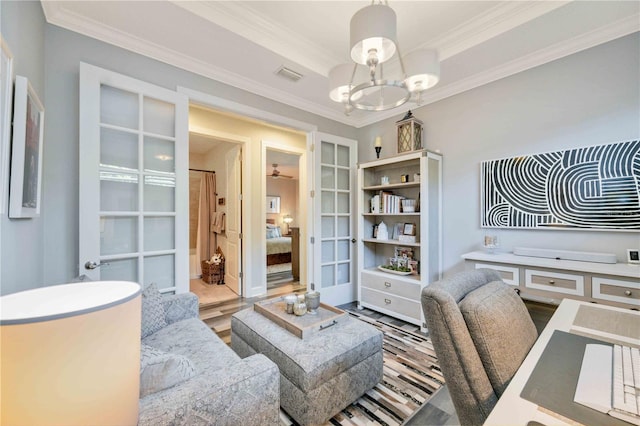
[280, 309, 445, 426]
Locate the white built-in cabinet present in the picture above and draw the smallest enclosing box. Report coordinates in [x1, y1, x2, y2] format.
[357, 151, 442, 331]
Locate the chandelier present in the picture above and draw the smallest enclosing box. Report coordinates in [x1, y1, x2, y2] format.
[329, 1, 440, 115]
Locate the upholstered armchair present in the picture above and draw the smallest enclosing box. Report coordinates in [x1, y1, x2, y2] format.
[421, 269, 538, 425]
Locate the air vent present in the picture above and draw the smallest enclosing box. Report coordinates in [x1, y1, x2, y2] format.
[275, 66, 303, 82]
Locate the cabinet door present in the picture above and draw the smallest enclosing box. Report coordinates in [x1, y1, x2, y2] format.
[312, 132, 357, 306]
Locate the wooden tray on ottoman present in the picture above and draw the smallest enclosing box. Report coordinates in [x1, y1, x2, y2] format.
[253, 298, 348, 340]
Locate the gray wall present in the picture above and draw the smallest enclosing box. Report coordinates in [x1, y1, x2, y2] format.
[358, 33, 640, 277]
[0, 1, 46, 295]
[38, 23, 356, 288]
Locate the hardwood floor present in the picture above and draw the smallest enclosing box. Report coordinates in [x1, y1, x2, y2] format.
[193, 278, 305, 343]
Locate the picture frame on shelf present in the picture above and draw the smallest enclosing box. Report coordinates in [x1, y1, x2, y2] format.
[394, 246, 414, 260]
[0, 38, 13, 215]
[403, 223, 416, 236]
[9, 75, 44, 218]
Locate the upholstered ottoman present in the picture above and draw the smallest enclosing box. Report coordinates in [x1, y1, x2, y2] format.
[231, 308, 383, 426]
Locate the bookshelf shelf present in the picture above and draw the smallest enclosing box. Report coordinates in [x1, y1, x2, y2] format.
[357, 150, 442, 332]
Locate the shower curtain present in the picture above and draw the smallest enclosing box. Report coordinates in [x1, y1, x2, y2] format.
[196, 172, 216, 276]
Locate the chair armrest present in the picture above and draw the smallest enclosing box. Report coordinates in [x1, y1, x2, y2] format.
[161, 292, 199, 324]
[139, 354, 280, 426]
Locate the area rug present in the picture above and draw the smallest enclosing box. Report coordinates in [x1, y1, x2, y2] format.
[280, 310, 445, 426]
[267, 263, 293, 288]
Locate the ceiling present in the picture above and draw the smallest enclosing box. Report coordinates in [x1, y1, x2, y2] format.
[42, 1, 639, 128]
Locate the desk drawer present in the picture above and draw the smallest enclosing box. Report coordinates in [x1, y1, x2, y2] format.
[524, 269, 584, 296]
[592, 277, 640, 306]
[474, 263, 519, 286]
[361, 287, 422, 320]
[361, 271, 421, 299]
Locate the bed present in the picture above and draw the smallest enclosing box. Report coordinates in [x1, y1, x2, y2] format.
[266, 220, 300, 281]
[266, 220, 291, 266]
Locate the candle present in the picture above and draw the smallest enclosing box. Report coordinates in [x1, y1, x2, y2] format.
[374, 136, 382, 147]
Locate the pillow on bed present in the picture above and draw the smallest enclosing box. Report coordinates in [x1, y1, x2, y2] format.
[266, 225, 282, 239]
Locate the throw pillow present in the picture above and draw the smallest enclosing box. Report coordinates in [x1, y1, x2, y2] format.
[139, 344, 197, 397]
[141, 282, 167, 338]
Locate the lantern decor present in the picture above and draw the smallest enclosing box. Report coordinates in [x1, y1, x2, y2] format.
[396, 110, 423, 153]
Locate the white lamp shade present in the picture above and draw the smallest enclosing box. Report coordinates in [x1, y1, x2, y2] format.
[329, 63, 365, 102]
[1, 281, 141, 426]
[404, 49, 440, 92]
[350, 4, 397, 65]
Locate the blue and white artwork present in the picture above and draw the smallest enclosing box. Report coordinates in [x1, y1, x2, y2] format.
[481, 140, 640, 231]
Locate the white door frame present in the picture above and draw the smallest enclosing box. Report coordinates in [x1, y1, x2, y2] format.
[262, 141, 308, 293]
[177, 86, 317, 297]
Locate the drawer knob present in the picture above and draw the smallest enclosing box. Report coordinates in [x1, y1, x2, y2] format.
[384, 298, 391, 304]
[384, 282, 391, 288]
[625, 290, 632, 297]
[548, 280, 555, 285]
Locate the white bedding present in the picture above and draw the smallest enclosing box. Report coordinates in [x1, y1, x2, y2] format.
[266, 236, 292, 255]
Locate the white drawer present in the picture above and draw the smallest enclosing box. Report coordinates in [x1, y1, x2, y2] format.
[524, 269, 584, 296]
[592, 276, 640, 306]
[361, 287, 422, 320]
[361, 271, 421, 299]
[474, 263, 519, 286]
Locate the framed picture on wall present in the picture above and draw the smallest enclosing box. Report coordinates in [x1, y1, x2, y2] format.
[266, 195, 280, 214]
[0, 38, 13, 214]
[9, 75, 44, 218]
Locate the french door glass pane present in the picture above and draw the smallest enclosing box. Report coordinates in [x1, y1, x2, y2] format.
[100, 128, 138, 171]
[322, 241, 335, 262]
[143, 97, 175, 137]
[144, 176, 175, 212]
[321, 142, 335, 165]
[337, 193, 350, 214]
[337, 145, 349, 167]
[321, 216, 334, 237]
[337, 263, 349, 284]
[321, 265, 335, 288]
[144, 136, 175, 174]
[100, 173, 138, 211]
[144, 217, 175, 251]
[100, 216, 137, 255]
[321, 191, 334, 213]
[100, 85, 138, 129]
[321, 166, 335, 189]
[337, 239, 350, 261]
[337, 169, 349, 190]
[145, 254, 175, 289]
[101, 258, 137, 282]
[337, 217, 349, 237]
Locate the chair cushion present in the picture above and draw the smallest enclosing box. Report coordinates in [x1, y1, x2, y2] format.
[141, 283, 167, 338]
[139, 344, 196, 397]
[459, 280, 538, 396]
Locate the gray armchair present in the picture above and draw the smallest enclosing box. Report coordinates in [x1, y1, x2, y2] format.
[421, 269, 538, 425]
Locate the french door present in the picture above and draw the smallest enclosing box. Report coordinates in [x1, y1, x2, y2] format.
[79, 63, 189, 293]
[312, 132, 357, 306]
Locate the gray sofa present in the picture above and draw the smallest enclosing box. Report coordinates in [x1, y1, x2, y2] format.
[138, 290, 280, 426]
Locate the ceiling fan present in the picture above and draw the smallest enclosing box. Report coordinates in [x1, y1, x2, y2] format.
[268, 163, 292, 179]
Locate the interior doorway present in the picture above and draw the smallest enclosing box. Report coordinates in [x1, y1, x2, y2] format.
[188, 132, 243, 305]
[265, 148, 304, 294]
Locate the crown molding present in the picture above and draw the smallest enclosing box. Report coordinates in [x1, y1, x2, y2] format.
[352, 14, 640, 128]
[425, 1, 571, 59]
[169, 1, 340, 77]
[42, 2, 355, 127]
[42, 2, 638, 130]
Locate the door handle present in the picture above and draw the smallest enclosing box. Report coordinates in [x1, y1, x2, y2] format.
[84, 261, 109, 270]
[351, 238, 356, 243]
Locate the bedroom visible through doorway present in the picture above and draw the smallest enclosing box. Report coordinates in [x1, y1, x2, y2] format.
[265, 148, 304, 293]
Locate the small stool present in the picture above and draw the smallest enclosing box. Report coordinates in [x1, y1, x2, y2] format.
[231, 308, 383, 426]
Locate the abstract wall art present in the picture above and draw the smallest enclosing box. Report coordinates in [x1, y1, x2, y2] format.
[481, 140, 640, 231]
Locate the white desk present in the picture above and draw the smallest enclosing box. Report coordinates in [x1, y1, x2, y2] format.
[484, 299, 640, 426]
